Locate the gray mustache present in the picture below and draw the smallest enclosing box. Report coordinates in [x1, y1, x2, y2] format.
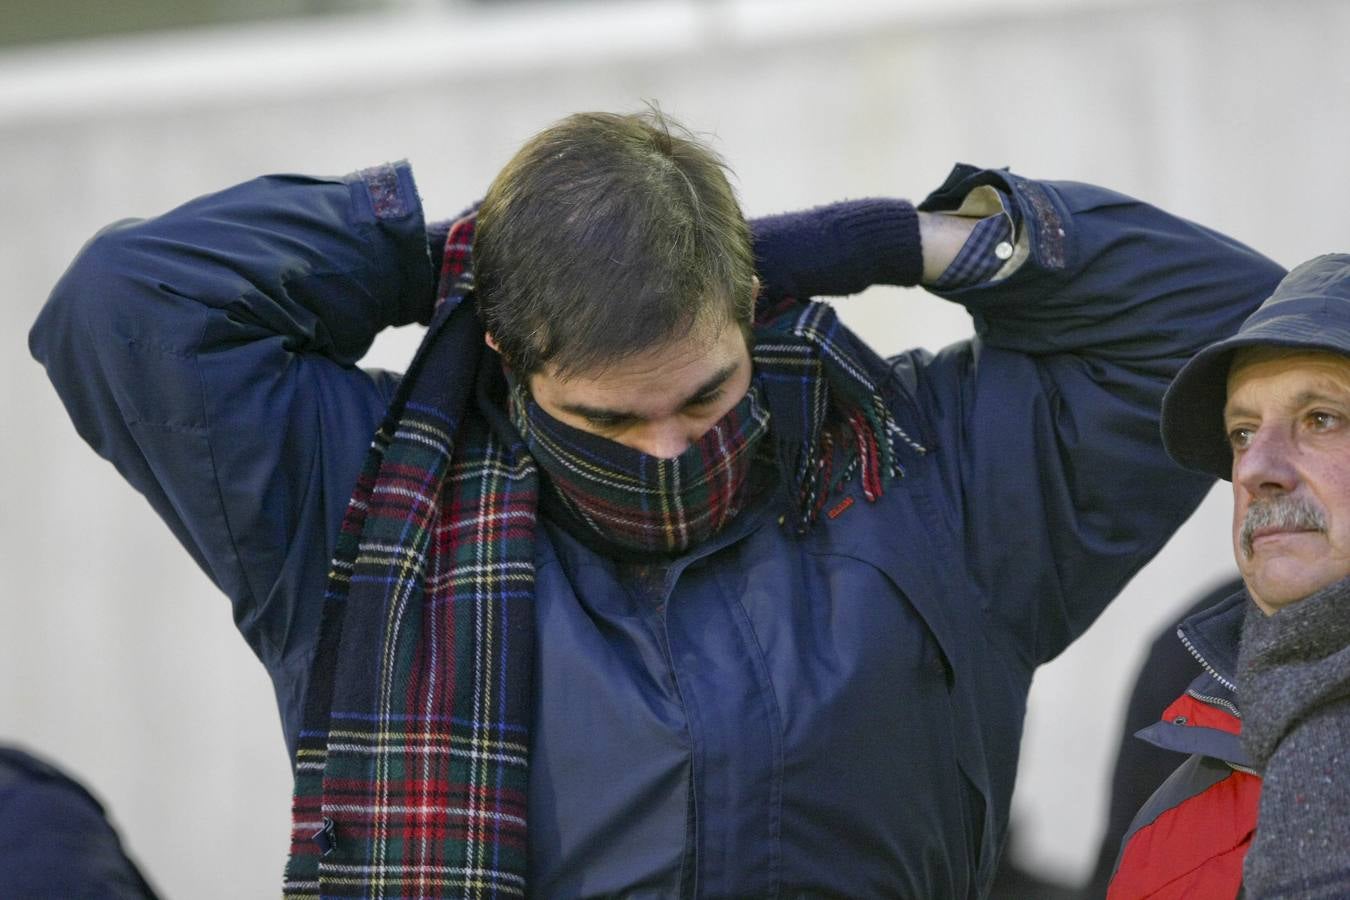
[1240, 497, 1327, 557]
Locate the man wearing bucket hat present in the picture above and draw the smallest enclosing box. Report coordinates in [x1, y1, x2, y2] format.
[1109, 255, 1350, 899]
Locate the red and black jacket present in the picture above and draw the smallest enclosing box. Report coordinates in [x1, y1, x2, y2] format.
[1108, 592, 1260, 900]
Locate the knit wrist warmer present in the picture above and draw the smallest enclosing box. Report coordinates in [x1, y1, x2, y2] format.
[751, 198, 923, 300]
[428, 200, 925, 326]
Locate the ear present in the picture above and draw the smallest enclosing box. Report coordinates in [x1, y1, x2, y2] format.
[751, 275, 761, 299]
[484, 331, 520, 379]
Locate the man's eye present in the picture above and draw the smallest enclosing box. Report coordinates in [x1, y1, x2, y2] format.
[1308, 410, 1340, 431]
[1227, 427, 1253, 450]
[686, 389, 723, 409]
[583, 412, 640, 434]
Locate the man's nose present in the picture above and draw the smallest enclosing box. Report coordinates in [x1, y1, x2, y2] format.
[624, 420, 695, 459]
[1234, 426, 1299, 495]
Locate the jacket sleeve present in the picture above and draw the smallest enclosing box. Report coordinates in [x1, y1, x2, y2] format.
[911, 164, 1286, 666]
[28, 162, 433, 684]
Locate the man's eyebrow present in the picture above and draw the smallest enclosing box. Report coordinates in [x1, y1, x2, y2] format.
[1224, 389, 1350, 423]
[1222, 401, 1256, 425]
[685, 362, 741, 401]
[559, 361, 741, 422]
[1291, 388, 1350, 409]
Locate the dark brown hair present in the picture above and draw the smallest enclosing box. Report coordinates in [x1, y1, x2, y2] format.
[473, 109, 755, 378]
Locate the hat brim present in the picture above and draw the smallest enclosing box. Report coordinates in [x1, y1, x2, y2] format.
[1163, 257, 1350, 481]
[1161, 304, 1349, 481]
[1161, 340, 1246, 481]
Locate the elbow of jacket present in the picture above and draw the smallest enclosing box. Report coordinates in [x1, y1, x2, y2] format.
[30, 218, 147, 368]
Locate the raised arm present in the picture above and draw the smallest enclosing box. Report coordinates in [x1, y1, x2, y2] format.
[909, 165, 1287, 666]
[28, 163, 432, 732]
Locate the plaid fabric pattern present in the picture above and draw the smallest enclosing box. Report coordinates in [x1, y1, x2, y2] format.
[283, 212, 925, 897]
[284, 213, 537, 897]
[759, 300, 928, 527]
[932, 191, 1015, 291]
[512, 380, 771, 555]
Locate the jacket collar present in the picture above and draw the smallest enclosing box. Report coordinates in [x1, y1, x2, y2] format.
[1176, 587, 1249, 692]
[1132, 588, 1257, 769]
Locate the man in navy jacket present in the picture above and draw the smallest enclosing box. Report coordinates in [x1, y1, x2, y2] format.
[31, 110, 1283, 896]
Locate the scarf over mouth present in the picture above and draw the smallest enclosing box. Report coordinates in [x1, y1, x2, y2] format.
[282, 212, 923, 897]
[508, 374, 772, 557]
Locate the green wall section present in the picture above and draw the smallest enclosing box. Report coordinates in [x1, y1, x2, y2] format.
[0, 0, 378, 49]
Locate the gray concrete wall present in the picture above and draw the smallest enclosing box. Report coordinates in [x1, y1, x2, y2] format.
[3, 0, 1347, 893]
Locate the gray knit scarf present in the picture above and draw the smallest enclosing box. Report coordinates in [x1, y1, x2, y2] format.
[1237, 575, 1350, 899]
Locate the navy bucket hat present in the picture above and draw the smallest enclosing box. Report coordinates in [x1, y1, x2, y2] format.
[1161, 253, 1350, 481]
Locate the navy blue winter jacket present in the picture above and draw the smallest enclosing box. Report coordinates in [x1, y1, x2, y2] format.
[30, 162, 1284, 897]
[0, 746, 158, 897]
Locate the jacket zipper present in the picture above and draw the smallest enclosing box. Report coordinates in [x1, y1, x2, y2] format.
[1177, 627, 1238, 693]
[1176, 629, 1253, 774]
[1184, 687, 1241, 719]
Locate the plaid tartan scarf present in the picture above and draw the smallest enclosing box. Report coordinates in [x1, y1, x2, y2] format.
[507, 374, 771, 557]
[282, 214, 920, 897]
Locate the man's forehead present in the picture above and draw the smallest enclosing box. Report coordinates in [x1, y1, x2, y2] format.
[1225, 347, 1350, 412]
[529, 317, 751, 413]
[549, 320, 741, 379]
